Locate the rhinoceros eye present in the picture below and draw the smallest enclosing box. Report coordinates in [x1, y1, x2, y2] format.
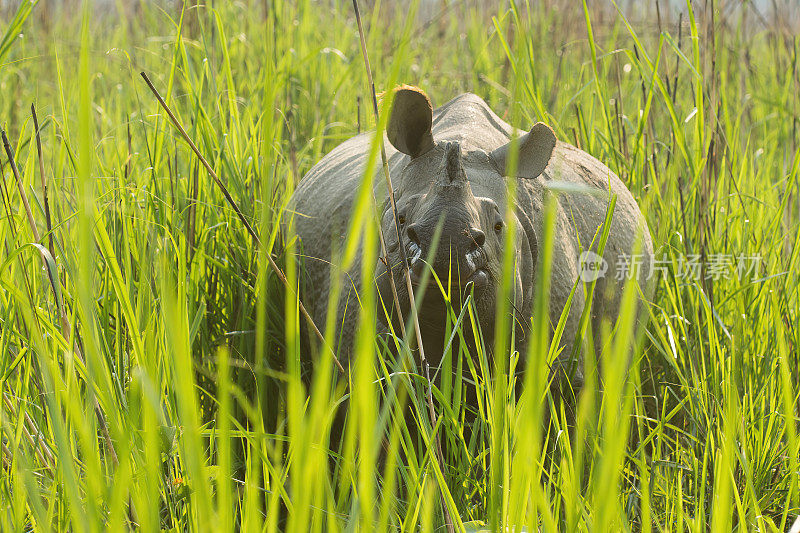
[494, 221, 503, 233]
[398, 214, 406, 226]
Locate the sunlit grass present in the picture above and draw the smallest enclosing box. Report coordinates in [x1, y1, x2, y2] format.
[0, 0, 798, 530]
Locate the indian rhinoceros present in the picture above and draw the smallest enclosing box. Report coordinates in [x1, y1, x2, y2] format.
[287, 87, 652, 385]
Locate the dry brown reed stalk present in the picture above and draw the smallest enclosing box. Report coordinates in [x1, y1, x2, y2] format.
[351, 1, 455, 531]
[350, 9, 407, 343]
[3, 393, 55, 468]
[139, 71, 345, 375]
[1, 441, 11, 470]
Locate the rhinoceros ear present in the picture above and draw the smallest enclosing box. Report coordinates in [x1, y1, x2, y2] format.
[387, 86, 435, 158]
[491, 122, 556, 179]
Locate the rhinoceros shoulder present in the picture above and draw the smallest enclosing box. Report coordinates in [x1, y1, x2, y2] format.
[545, 141, 651, 259]
[548, 141, 628, 193]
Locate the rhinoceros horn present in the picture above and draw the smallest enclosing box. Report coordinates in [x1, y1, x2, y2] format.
[387, 86, 435, 158]
[491, 122, 557, 179]
[442, 141, 468, 184]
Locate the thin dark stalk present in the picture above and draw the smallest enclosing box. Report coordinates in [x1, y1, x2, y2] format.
[31, 105, 55, 259]
[139, 71, 344, 375]
[28, 108, 77, 364]
[4, 133, 103, 472]
[0, 132, 117, 473]
[356, 95, 361, 134]
[352, 1, 454, 531]
[351, 1, 407, 341]
[125, 121, 132, 183]
[0, 155, 52, 470]
[2, 130, 40, 242]
[187, 160, 198, 265]
[2, 128, 66, 335]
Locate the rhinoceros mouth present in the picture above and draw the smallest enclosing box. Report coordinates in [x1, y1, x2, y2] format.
[405, 243, 487, 271]
[406, 240, 424, 265]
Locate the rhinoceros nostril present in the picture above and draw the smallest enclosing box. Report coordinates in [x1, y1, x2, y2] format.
[469, 228, 486, 249]
[406, 224, 421, 245]
[405, 223, 424, 266]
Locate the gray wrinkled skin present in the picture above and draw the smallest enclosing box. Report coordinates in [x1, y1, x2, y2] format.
[288, 92, 653, 382]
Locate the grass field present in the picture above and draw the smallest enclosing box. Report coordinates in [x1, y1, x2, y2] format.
[1, 0, 799, 530]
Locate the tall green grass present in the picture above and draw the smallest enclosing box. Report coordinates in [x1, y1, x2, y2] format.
[0, 0, 798, 530]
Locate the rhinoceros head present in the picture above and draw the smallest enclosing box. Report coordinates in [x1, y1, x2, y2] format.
[378, 87, 556, 352]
